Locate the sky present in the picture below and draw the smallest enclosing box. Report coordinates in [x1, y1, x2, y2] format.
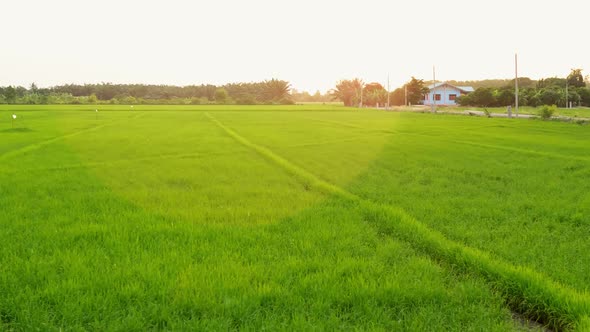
[1, 0, 588, 93]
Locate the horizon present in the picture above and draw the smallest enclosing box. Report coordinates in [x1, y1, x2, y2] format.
[0, 74, 577, 94]
[0, 74, 567, 94]
[1, 0, 588, 93]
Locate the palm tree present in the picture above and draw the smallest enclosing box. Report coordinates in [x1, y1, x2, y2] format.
[261, 79, 291, 102]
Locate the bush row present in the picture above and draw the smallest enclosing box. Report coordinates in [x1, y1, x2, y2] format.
[457, 86, 590, 108]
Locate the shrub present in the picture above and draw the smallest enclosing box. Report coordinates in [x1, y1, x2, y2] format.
[214, 88, 228, 104]
[279, 97, 295, 105]
[235, 94, 257, 105]
[88, 93, 98, 104]
[538, 105, 556, 120]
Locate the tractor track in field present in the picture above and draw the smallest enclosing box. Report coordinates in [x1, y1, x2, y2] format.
[204, 111, 590, 331]
[0, 150, 248, 174]
[0, 112, 146, 162]
[299, 116, 370, 130]
[446, 139, 590, 162]
[284, 132, 390, 148]
[204, 112, 355, 200]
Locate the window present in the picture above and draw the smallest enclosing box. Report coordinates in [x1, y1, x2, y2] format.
[434, 94, 441, 101]
[449, 94, 457, 101]
[424, 94, 429, 100]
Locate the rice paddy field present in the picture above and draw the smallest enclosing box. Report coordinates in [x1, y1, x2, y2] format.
[1, 105, 589, 331]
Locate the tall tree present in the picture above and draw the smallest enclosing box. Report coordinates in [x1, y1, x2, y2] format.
[214, 88, 228, 104]
[330, 79, 363, 107]
[495, 88, 515, 106]
[469, 87, 495, 107]
[405, 77, 428, 105]
[389, 88, 405, 106]
[567, 69, 586, 88]
[3, 86, 17, 104]
[363, 82, 387, 107]
[260, 79, 291, 102]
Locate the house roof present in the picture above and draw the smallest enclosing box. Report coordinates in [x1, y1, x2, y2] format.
[428, 82, 474, 93]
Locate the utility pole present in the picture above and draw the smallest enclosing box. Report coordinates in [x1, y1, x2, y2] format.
[515, 53, 519, 117]
[404, 85, 408, 106]
[387, 74, 390, 110]
[432, 65, 436, 113]
[443, 81, 447, 106]
[360, 85, 363, 108]
[566, 80, 569, 109]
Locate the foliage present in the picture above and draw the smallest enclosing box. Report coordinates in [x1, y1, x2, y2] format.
[451, 70, 589, 108]
[494, 88, 514, 106]
[537, 77, 566, 89]
[457, 86, 590, 108]
[362, 82, 387, 107]
[88, 93, 98, 104]
[0, 80, 296, 105]
[538, 89, 561, 106]
[387, 88, 403, 106]
[234, 94, 257, 105]
[458, 87, 495, 107]
[538, 105, 556, 119]
[330, 78, 363, 106]
[291, 89, 331, 103]
[578, 87, 590, 106]
[445, 77, 536, 89]
[405, 77, 429, 105]
[387, 77, 434, 106]
[2, 86, 17, 103]
[260, 79, 291, 103]
[214, 88, 229, 104]
[567, 69, 586, 88]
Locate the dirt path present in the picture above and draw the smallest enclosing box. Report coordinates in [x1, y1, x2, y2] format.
[378, 106, 590, 122]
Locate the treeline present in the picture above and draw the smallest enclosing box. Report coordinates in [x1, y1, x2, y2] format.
[443, 78, 537, 89]
[331, 77, 428, 107]
[457, 85, 590, 108]
[457, 70, 590, 107]
[0, 79, 294, 105]
[291, 89, 332, 103]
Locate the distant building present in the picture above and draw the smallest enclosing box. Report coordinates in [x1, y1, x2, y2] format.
[423, 82, 474, 106]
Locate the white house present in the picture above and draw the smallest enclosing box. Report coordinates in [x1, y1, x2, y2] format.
[423, 82, 474, 106]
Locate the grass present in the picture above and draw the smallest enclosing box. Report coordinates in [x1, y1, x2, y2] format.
[1, 104, 589, 330]
[435, 105, 590, 118]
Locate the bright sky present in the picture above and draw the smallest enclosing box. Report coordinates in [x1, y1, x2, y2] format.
[1, 0, 588, 93]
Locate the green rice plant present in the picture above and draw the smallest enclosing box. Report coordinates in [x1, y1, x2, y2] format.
[0, 106, 522, 331]
[205, 111, 590, 331]
[1, 104, 590, 330]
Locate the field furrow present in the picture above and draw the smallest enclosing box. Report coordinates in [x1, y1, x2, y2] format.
[0, 112, 145, 162]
